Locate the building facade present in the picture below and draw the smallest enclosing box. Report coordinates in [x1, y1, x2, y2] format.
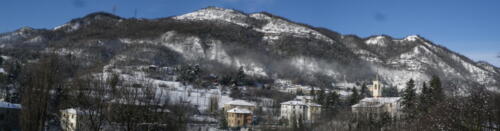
[352, 97, 402, 120]
[352, 78, 402, 120]
[60, 108, 94, 131]
[280, 96, 321, 122]
[227, 108, 253, 128]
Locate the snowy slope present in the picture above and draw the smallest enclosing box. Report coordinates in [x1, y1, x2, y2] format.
[174, 7, 252, 27]
[1, 6, 498, 92]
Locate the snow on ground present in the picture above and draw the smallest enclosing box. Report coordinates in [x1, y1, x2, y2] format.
[372, 65, 430, 91]
[250, 13, 334, 43]
[99, 68, 237, 112]
[26, 36, 44, 43]
[53, 23, 81, 32]
[173, 7, 250, 27]
[45, 48, 84, 56]
[404, 35, 420, 41]
[365, 36, 388, 46]
[0, 101, 21, 109]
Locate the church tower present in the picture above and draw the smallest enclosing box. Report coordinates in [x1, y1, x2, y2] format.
[371, 76, 382, 98]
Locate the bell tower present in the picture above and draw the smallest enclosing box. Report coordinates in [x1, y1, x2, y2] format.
[371, 76, 382, 98]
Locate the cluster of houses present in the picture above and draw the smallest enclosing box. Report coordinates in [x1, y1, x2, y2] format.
[222, 96, 323, 129]
[219, 77, 403, 129]
[0, 77, 404, 131]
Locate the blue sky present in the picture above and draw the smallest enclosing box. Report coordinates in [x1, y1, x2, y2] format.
[1, 0, 499, 66]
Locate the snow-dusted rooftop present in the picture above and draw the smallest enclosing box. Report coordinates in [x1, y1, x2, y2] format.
[225, 100, 255, 106]
[360, 97, 401, 103]
[281, 100, 321, 107]
[296, 96, 313, 100]
[352, 97, 401, 108]
[281, 100, 306, 105]
[352, 102, 384, 108]
[227, 107, 252, 114]
[0, 101, 21, 109]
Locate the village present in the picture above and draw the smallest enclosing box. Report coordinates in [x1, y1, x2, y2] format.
[0, 64, 406, 131]
[1, 2, 500, 130]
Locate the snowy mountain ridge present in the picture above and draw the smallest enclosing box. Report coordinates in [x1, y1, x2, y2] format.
[0, 7, 498, 92]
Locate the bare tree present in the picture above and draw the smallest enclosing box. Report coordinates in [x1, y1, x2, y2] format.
[20, 55, 64, 131]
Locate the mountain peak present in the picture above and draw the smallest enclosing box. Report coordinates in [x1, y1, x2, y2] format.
[365, 35, 393, 46]
[80, 12, 122, 21]
[173, 6, 250, 27]
[403, 35, 422, 41]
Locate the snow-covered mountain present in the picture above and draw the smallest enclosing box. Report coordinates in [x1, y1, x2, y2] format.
[0, 7, 498, 91]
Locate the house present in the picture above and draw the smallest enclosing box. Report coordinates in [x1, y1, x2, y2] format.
[280, 96, 321, 122]
[223, 100, 256, 113]
[284, 85, 321, 95]
[60, 108, 95, 131]
[227, 107, 253, 128]
[0, 101, 21, 131]
[352, 78, 402, 120]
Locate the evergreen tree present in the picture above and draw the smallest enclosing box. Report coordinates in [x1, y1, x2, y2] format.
[230, 86, 242, 99]
[326, 91, 340, 110]
[402, 79, 417, 118]
[350, 87, 360, 105]
[235, 66, 245, 86]
[429, 75, 444, 103]
[360, 83, 369, 98]
[418, 82, 431, 113]
[382, 86, 399, 97]
[219, 110, 228, 129]
[0, 56, 3, 65]
[310, 86, 316, 97]
[316, 88, 326, 106]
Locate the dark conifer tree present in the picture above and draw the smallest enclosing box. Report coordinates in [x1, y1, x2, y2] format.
[402, 79, 417, 118]
[360, 83, 369, 98]
[418, 82, 431, 113]
[350, 87, 360, 105]
[316, 88, 326, 106]
[326, 91, 339, 110]
[429, 75, 444, 105]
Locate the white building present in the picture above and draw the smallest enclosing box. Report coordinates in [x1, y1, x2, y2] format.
[352, 97, 402, 119]
[280, 96, 321, 122]
[60, 108, 95, 131]
[352, 78, 402, 120]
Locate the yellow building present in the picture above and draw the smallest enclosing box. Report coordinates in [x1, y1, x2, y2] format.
[227, 108, 253, 128]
